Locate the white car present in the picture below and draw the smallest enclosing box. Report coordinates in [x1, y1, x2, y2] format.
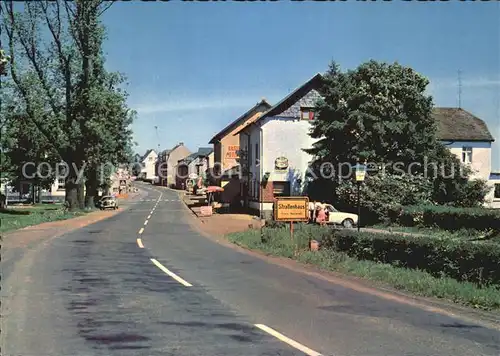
[324, 204, 358, 228]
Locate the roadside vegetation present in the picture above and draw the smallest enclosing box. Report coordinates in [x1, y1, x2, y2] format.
[0, 204, 87, 233]
[228, 223, 500, 311]
[227, 60, 500, 311]
[0, 0, 135, 211]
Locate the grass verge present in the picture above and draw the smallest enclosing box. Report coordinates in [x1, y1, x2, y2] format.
[0, 204, 87, 233]
[227, 226, 500, 311]
[371, 224, 500, 244]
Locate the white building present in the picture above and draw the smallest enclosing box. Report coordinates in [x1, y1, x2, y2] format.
[433, 107, 497, 207]
[234, 73, 322, 218]
[488, 172, 500, 209]
[140, 149, 158, 182]
[233, 74, 498, 219]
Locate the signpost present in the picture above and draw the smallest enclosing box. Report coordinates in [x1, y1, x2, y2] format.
[354, 164, 367, 232]
[274, 196, 309, 241]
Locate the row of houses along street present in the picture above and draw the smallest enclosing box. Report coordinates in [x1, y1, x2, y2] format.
[138, 72, 500, 218]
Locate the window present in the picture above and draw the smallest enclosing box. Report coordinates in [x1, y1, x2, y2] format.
[255, 143, 259, 165]
[57, 178, 65, 191]
[300, 107, 315, 121]
[149, 156, 153, 162]
[462, 147, 473, 164]
[494, 184, 500, 199]
[273, 181, 291, 197]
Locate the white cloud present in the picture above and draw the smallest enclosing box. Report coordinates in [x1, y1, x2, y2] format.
[131, 96, 271, 115]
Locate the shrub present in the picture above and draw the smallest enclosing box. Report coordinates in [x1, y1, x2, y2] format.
[336, 173, 432, 224]
[389, 204, 500, 231]
[324, 230, 500, 286]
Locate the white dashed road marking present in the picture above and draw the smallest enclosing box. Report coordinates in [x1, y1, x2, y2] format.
[144, 220, 149, 225]
[137, 238, 144, 248]
[151, 258, 192, 287]
[254, 324, 322, 356]
[138, 228, 144, 234]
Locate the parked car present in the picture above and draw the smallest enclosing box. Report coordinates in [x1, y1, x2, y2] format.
[323, 204, 358, 228]
[98, 195, 118, 210]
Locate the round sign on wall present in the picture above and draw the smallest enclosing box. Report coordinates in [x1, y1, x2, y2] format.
[275, 156, 289, 171]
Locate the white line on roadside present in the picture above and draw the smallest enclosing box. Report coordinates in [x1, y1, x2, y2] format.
[138, 227, 144, 234]
[137, 238, 144, 248]
[150, 258, 192, 287]
[144, 220, 148, 225]
[254, 324, 322, 356]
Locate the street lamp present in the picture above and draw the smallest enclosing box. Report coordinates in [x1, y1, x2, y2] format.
[355, 163, 367, 232]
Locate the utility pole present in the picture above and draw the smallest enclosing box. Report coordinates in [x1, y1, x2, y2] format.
[458, 69, 462, 109]
[154, 125, 160, 151]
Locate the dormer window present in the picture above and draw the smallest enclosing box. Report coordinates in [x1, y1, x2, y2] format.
[300, 107, 315, 121]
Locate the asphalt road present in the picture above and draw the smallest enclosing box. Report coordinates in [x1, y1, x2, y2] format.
[2, 183, 499, 356]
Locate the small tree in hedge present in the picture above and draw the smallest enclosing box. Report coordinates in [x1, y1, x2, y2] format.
[336, 173, 433, 223]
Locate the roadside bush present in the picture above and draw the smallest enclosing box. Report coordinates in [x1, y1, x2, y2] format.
[324, 230, 500, 286]
[388, 204, 500, 232]
[336, 173, 432, 224]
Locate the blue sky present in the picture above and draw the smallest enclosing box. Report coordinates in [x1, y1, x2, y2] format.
[102, 1, 500, 170]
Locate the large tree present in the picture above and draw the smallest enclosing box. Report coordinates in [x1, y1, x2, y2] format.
[1, 0, 132, 210]
[306, 60, 489, 215]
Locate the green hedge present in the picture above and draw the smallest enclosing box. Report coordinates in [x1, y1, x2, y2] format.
[320, 230, 500, 286]
[388, 205, 500, 231]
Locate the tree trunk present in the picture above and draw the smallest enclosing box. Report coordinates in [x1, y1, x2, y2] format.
[65, 180, 78, 211]
[65, 162, 82, 211]
[84, 177, 98, 209]
[77, 181, 85, 210]
[37, 185, 42, 204]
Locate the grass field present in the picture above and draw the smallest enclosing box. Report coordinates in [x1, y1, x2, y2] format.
[0, 204, 86, 233]
[227, 225, 500, 311]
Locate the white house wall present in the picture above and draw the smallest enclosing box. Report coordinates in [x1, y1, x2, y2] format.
[142, 151, 158, 181]
[442, 141, 492, 180]
[261, 116, 317, 194]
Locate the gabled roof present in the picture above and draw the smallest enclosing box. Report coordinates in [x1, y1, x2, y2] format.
[209, 99, 272, 144]
[233, 73, 323, 136]
[166, 142, 185, 156]
[181, 152, 198, 164]
[177, 147, 213, 164]
[197, 147, 213, 156]
[433, 108, 495, 142]
[141, 149, 156, 162]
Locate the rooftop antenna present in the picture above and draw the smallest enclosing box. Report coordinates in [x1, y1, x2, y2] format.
[458, 69, 462, 109]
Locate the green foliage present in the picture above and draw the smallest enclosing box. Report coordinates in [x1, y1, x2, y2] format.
[322, 230, 500, 286]
[336, 173, 432, 223]
[0, 204, 85, 233]
[306, 60, 437, 173]
[228, 227, 500, 310]
[1, 1, 135, 210]
[305, 60, 487, 210]
[388, 204, 500, 232]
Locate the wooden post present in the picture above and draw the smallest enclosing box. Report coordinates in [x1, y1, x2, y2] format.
[290, 220, 294, 240]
